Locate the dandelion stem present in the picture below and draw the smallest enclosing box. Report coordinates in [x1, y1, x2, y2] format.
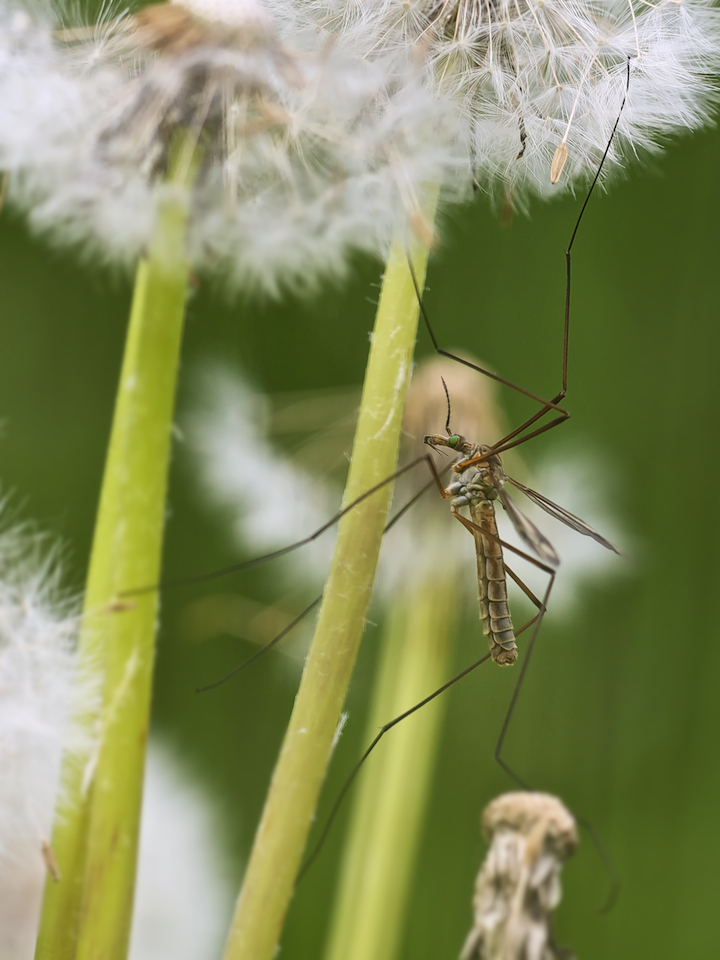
[222, 185, 440, 960]
[323, 578, 457, 960]
[34, 155, 196, 960]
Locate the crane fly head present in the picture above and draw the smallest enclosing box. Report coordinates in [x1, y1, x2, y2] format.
[423, 432, 474, 458]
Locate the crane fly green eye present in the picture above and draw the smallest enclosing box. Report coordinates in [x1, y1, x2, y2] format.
[448, 435, 460, 448]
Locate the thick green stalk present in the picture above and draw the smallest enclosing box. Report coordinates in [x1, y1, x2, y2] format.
[222, 188, 440, 960]
[323, 576, 457, 960]
[35, 165, 193, 960]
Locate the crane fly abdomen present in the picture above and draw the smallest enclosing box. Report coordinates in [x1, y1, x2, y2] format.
[470, 498, 518, 667]
[434, 435, 518, 667]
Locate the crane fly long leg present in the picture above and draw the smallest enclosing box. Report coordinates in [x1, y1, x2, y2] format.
[494, 552, 621, 912]
[409, 60, 631, 457]
[489, 541, 620, 909]
[194, 457, 456, 690]
[299, 535, 554, 882]
[408, 257, 570, 427]
[501, 554, 620, 910]
[121, 451, 454, 597]
[493, 561, 555, 790]
[426, 434, 621, 904]
[440, 476, 560, 787]
[301, 60, 632, 895]
[297, 650, 493, 882]
[195, 595, 323, 693]
[504, 563, 543, 610]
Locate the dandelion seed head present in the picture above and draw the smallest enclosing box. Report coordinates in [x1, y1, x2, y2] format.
[298, 0, 720, 202]
[0, 0, 464, 294]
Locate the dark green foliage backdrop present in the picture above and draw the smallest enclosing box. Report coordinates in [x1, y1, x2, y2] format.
[1, 120, 719, 958]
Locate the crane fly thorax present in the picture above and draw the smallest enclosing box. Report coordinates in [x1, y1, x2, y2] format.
[447, 442, 504, 509]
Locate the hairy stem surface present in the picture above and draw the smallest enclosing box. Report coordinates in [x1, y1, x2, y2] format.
[35, 164, 194, 960]
[223, 187, 440, 960]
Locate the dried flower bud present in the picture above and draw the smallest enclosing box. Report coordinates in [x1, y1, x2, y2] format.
[460, 792, 578, 960]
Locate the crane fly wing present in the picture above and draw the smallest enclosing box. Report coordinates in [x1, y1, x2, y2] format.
[497, 488, 560, 567]
[504, 476, 620, 555]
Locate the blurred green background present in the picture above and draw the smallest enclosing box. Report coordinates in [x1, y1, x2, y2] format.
[2, 115, 719, 957]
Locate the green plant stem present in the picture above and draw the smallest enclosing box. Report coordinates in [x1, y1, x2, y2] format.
[323, 575, 457, 960]
[35, 168, 193, 960]
[222, 187, 440, 960]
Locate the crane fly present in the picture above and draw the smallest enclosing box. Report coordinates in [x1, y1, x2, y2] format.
[126, 61, 632, 894]
[424, 430, 618, 667]
[295, 406, 622, 883]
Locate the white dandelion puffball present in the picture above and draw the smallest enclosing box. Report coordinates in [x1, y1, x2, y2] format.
[297, 0, 720, 201]
[0, 0, 464, 294]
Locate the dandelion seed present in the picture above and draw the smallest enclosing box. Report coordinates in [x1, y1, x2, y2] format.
[0, 0, 463, 293]
[550, 143, 569, 185]
[297, 0, 720, 201]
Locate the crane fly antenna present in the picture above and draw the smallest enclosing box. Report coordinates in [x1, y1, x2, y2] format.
[441, 375, 452, 434]
[576, 814, 621, 914]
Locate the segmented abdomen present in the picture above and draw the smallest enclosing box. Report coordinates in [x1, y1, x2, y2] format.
[470, 499, 517, 666]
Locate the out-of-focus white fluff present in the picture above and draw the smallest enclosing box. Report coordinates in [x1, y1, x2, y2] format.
[129, 742, 234, 960]
[185, 362, 337, 583]
[0, 513, 88, 959]
[0, 519, 84, 864]
[0, 507, 233, 958]
[0, 1, 465, 295]
[287, 0, 720, 203]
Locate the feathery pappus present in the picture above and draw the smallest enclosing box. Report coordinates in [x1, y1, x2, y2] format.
[291, 0, 720, 202]
[0, 0, 464, 294]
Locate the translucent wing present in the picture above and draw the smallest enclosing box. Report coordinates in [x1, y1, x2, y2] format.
[505, 476, 620, 555]
[497, 488, 560, 567]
